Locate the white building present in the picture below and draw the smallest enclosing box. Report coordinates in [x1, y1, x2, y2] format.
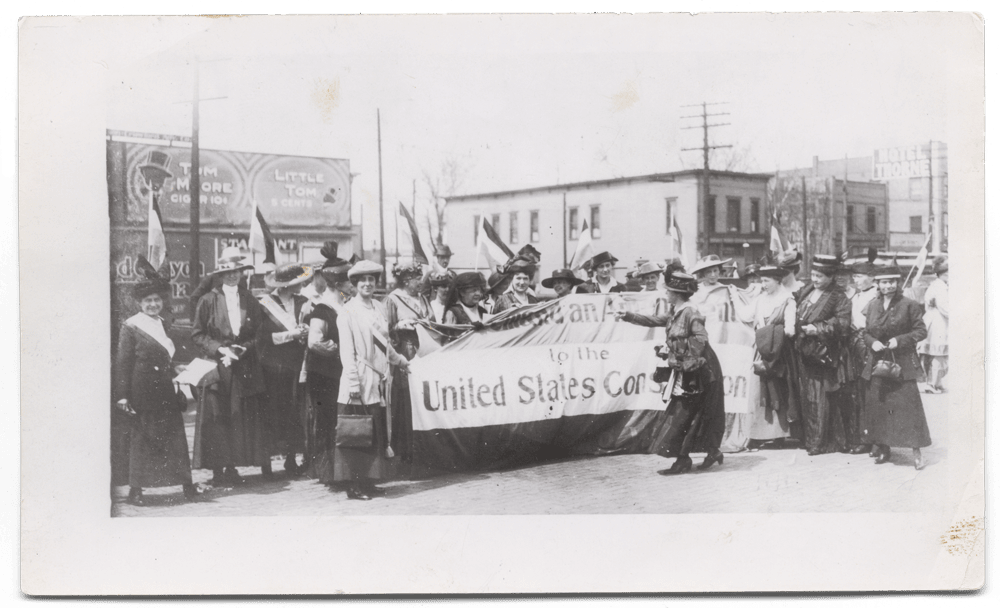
[444, 169, 772, 280]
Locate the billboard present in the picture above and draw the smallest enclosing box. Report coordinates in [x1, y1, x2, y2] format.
[109, 141, 351, 228]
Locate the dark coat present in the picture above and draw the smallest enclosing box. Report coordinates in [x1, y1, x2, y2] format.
[191, 285, 266, 395]
[492, 291, 540, 314]
[861, 294, 927, 381]
[794, 283, 852, 383]
[114, 320, 178, 411]
[256, 292, 308, 372]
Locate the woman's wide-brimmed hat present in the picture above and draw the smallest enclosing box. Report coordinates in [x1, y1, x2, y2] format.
[933, 255, 948, 275]
[485, 271, 507, 295]
[210, 246, 254, 275]
[777, 250, 802, 270]
[265, 263, 314, 288]
[347, 259, 384, 279]
[321, 262, 351, 284]
[811, 254, 841, 275]
[634, 261, 664, 278]
[392, 262, 424, 282]
[664, 271, 699, 295]
[429, 272, 453, 288]
[506, 259, 536, 277]
[873, 265, 904, 281]
[756, 265, 787, 279]
[541, 268, 585, 288]
[690, 254, 732, 276]
[589, 251, 619, 269]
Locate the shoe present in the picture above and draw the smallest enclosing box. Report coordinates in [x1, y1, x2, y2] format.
[127, 487, 145, 507]
[365, 485, 387, 497]
[698, 449, 724, 470]
[346, 487, 371, 501]
[183, 483, 204, 501]
[225, 467, 247, 486]
[806, 447, 825, 456]
[658, 457, 693, 476]
[849, 445, 870, 455]
[913, 448, 925, 471]
[284, 458, 301, 477]
[874, 446, 891, 465]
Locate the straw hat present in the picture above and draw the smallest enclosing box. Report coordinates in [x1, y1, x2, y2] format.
[347, 259, 383, 279]
[264, 263, 314, 288]
[690, 254, 732, 275]
[664, 272, 699, 295]
[210, 246, 254, 275]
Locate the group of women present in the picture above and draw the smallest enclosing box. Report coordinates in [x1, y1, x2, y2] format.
[113, 240, 942, 507]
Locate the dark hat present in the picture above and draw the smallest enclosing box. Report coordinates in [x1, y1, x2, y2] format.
[541, 268, 585, 289]
[507, 259, 536, 277]
[210, 246, 254, 275]
[265, 263, 314, 288]
[664, 272, 699, 295]
[933, 255, 948, 275]
[590, 251, 619, 268]
[756, 265, 787, 279]
[321, 263, 351, 285]
[434, 244, 454, 258]
[873, 265, 904, 281]
[485, 271, 507, 295]
[743, 263, 761, 277]
[309, 240, 350, 270]
[132, 256, 171, 299]
[517, 244, 542, 263]
[690, 254, 732, 276]
[138, 150, 173, 189]
[455, 271, 486, 290]
[811, 254, 841, 275]
[777, 250, 802, 270]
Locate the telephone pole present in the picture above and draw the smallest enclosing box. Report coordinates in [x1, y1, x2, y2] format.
[681, 102, 731, 257]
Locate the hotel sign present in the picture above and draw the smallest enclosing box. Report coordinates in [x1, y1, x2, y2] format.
[872, 145, 931, 181]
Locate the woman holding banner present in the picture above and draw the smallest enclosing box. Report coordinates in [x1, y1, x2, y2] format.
[493, 261, 540, 313]
[302, 260, 351, 483]
[385, 263, 432, 471]
[443, 272, 490, 326]
[335, 260, 409, 500]
[617, 272, 726, 475]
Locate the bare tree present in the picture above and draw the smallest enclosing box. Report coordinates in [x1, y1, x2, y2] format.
[422, 156, 470, 249]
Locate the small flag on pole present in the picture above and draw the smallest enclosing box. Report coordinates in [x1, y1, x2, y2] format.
[249, 201, 276, 264]
[906, 231, 933, 288]
[769, 211, 791, 256]
[475, 216, 514, 272]
[669, 216, 689, 269]
[147, 195, 167, 271]
[399, 202, 429, 265]
[570, 219, 595, 271]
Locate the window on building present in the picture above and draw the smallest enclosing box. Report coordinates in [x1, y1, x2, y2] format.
[591, 205, 601, 239]
[530, 211, 540, 243]
[509, 211, 518, 244]
[665, 197, 677, 234]
[750, 198, 760, 233]
[726, 197, 741, 233]
[473, 214, 480, 244]
[706, 195, 717, 234]
[866, 206, 877, 233]
[910, 216, 923, 233]
[491, 214, 501, 233]
[909, 177, 927, 200]
[846, 205, 855, 233]
[568, 207, 579, 240]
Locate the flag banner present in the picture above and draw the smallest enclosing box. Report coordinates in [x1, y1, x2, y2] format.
[769, 212, 791, 255]
[399, 202, 429, 265]
[249, 203, 277, 264]
[570, 219, 595, 270]
[907, 231, 933, 287]
[476, 216, 514, 271]
[407, 292, 755, 471]
[147, 196, 167, 270]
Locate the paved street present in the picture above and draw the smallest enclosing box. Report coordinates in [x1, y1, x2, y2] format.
[113, 392, 948, 517]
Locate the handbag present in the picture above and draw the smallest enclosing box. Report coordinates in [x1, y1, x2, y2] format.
[798, 335, 834, 368]
[871, 350, 902, 380]
[335, 401, 374, 448]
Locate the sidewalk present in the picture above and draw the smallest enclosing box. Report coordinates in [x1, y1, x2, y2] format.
[113, 392, 948, 517]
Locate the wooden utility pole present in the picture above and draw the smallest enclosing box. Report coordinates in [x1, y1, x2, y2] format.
[681, 102, 731, 257]
[189, 61, 201, 294]
[801, 175, 809, 271]
[377, 109, 386, 285]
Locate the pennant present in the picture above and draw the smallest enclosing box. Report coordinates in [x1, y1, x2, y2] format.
[905, 231, 933, 288]
[399, 202, 429, 265]
[475, 216, 514, 272]
[147, 195, 167, 271]
[669, 216, 690, 269]
[570, 219, 595, 271]
[249, 201, 276, 264]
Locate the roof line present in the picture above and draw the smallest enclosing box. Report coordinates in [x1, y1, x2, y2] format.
[445, 169, 774, 202]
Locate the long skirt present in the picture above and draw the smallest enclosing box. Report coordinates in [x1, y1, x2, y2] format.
[749, 348, 801, 442]
[831, 379, 867, 448]
[649, 346, 726, 457]
[332, 401, 391, 483]
[192, 382, 269, 470]
[261, 367, 304, 456]
[128, 402, 193, 488]
[796, 360, 847, 452]
[390, 366, 414, 469]
[863, 378, 932, 448]
[306, 372, 340, 483]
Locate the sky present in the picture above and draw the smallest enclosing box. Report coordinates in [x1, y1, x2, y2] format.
[102, 13, 971, 254]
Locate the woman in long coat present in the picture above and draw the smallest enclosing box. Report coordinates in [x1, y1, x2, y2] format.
[335, 260, 409, 500]
[384, 263, 432, 472]
[862, 265, 932, 469]
[617, 272, 727, 475]
[191, 247, 270, 486]
[917, 255, 949, 393]
[303, 261, 351, 483]
[748, 265, 801, 444]
[114, 274, 200, 506]
[792, 254, 852, 456]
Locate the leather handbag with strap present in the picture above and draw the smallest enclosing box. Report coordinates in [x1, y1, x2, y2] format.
[335, 399, 374, 448]
[871, 349, 902, 380]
